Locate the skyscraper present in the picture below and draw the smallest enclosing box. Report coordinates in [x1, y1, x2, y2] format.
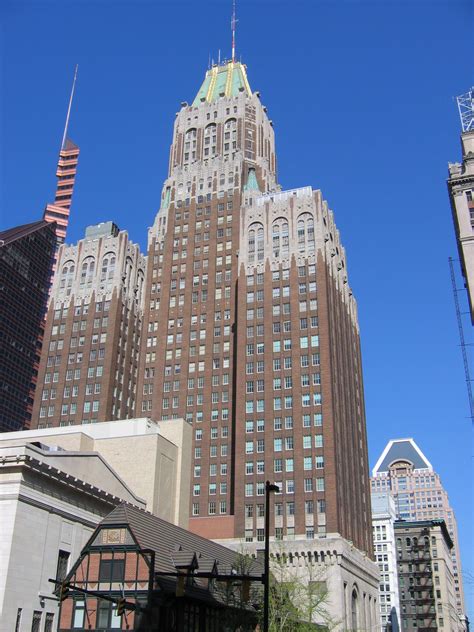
[372, 438, 465, 618]
[30, 222, 146, 428]
[0, 220, 57, 431]
[136, 59, 372, 557]
[448, 87, 474, 324]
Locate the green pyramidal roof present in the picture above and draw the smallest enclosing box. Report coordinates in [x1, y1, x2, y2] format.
[192, 61, 252, 106]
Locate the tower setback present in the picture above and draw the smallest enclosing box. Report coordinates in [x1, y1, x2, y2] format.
[31, 222, 146, 428]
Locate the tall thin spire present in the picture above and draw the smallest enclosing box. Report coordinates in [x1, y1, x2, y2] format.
[43, 64, 80, 279]
[61, 64, 78, 151]
[231, 0, 237, 63]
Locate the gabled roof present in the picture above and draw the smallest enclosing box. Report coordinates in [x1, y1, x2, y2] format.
[192, 61, 252, 106]
[0, 219, 54, 246]
[100, 503, 240, 576]
[373, 438, 432, 476]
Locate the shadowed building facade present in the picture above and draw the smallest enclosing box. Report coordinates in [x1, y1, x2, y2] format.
[136, 60, 372, 558]
[0, 220, 57, 431]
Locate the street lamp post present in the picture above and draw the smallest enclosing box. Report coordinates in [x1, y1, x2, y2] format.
[264, 480, 279, 632]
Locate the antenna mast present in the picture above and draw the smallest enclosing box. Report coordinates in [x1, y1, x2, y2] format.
[61, 64, 78, 151]
[456, 87, 474, 133]
[231, 0, 237, 63]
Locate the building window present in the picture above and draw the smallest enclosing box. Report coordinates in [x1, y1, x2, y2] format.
[99, 558, 125, 583]
[44, 613, 54, 632]
[56, 550, 70, 582]
[97, 600, 122, 629]
[31, 612, 42, 632]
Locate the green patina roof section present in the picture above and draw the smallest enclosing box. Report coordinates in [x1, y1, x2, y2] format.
[192, 62, 252, 106]
[243, 168, 260, 192]
[161, 187, 171, 209]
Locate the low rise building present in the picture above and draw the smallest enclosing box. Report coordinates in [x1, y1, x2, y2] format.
[58, 503, 260, 632]
[0, 417, 192, 527]
[371, 491, 400, 631]
[0, 417, 192, 632]
[0, 441, 144, 632]
[221, 536, 379, 631]
[394, 520, 465, 632]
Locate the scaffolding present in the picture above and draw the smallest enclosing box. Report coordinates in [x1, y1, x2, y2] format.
[449, 257, 474, 422]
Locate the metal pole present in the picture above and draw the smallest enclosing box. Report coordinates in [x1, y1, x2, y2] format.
[264, 481, 279, 632]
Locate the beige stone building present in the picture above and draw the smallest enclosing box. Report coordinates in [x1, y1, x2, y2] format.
[0, 417, 191, 527]
[447, 87, 474, 324]
[0, 441, 144, 632]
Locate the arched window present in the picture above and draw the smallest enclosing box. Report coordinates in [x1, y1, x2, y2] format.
[101, 253, 116, 282]
[257, 225, 264, 261]
[272, 223, 280, 257]
[248, 228, 256, 264]
[137, 269, 145, 302]
[223, 118, 237, 154]
[297, 212, 315, 252]
[80, 257, 95, 286]
[272, 218, 289, 258]
[351, 589, 358, 631]
[204, 124, 217, 157]
[124, 257, 134, 293]
[406, 537, 411, 547]
[183, 128, 197, 164]
[248, 222, 264, 264]
[60, 260, 75, 289]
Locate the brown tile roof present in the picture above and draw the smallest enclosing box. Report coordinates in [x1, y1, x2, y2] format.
[100, 503, 248, 577]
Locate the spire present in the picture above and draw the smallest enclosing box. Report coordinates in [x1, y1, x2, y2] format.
[43, 65, 80, 275]
[61, 64, 78, 151]
[231, 0, 237, 63]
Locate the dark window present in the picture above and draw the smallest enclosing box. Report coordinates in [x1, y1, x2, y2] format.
[44, 613, 54, 632]
[99, 558, 125, 582]
[56, 550, 70, 582]
[31, 611, 42, 632]
[15, 609, 22, 632]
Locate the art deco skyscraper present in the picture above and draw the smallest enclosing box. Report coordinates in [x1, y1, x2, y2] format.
[137, 60, 372, 555]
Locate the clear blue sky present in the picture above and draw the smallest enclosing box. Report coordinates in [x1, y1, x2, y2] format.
[1, 0, 472, 617]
